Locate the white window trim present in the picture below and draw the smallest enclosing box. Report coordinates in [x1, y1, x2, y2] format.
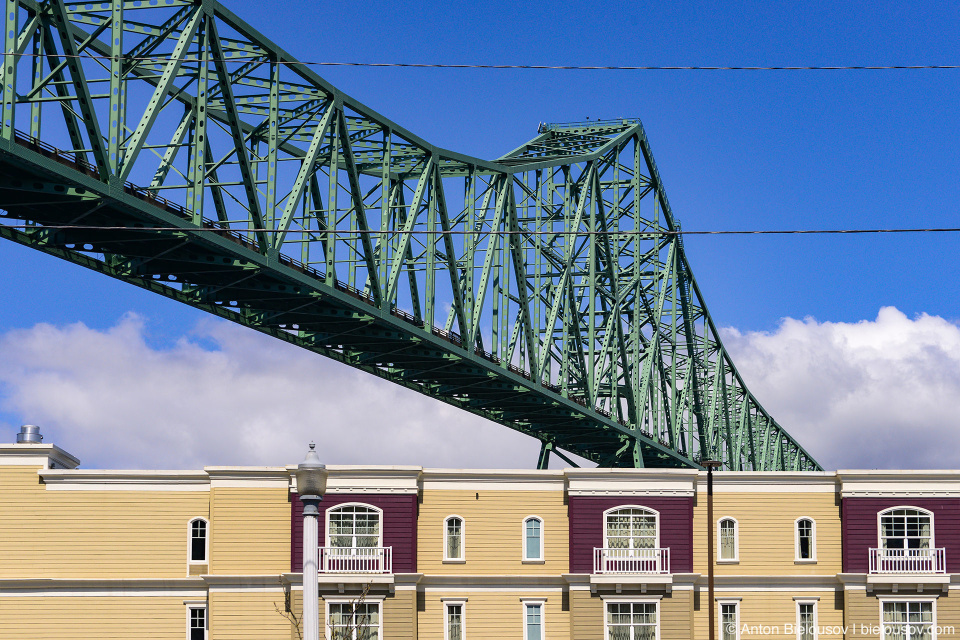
[324, 596, 385, 640]
[717, 599, 741, 640]
[794, 517, 817, 563]
[717, 517, 739, 563]
[601, 597, 661, 640]
[522, 515, 545, 563]
[521, 597, 547, 640]
[443, 598, 467, 640]
[187, 517, 209, 569]
[325, 503, 384, 548]
[184, 601, 207, 640]
[877, 596, 938, 640]
[877, 506, 936, 550]
[795, 598, 819, 640]
[443, 515, 466, 563]
[602, 505, 661, 549]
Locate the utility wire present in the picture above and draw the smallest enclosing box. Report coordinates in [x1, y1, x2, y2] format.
[3, 52, 958, 71]
[3, 223, 960, 236]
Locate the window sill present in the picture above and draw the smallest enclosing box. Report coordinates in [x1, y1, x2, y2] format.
[794, 559, 818, 564]
[717, 559, 739, 564]
[442, 559, 466, 564]
[522, 559, 546, 564]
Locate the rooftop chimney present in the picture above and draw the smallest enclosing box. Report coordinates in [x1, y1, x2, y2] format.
[16, 424, 43, 444]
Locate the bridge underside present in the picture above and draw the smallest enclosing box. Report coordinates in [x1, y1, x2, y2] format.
[0, 0, 820, 471]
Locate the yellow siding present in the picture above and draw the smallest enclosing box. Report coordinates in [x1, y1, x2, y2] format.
[845, 589, 960, 639]
[570, 589, 691, 640]
[210, 486, 290, 574]
[0, 465, 209, 578]
[0, 596, 188, 639]
[692, 491, 841, 576]
[419, 591, 568, 640]
[571, 589, 603, 640]
[210, 589, 293, 640]
[418, 490, 568, 574]
[384, 589, 417, 639]
[693, 590, 843, 640]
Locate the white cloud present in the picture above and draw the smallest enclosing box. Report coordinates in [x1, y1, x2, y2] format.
[721, 307, 960, 470]
[2, 307, 958, 472]
[0, 313, 549, 470]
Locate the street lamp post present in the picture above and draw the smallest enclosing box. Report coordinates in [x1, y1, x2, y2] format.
[296, 443, 328, 640]
[702, 459, 722, 640]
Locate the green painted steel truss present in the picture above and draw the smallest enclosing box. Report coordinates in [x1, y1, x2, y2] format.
[0, 0, 820, 470]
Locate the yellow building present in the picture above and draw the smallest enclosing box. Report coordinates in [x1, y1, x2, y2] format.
[2, 426, 958, 639]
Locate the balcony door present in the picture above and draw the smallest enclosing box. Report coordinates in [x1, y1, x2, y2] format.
[879, 508, 932, 551]
[325, 504, 383, 572]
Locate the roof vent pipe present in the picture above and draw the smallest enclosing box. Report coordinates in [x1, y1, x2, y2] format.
[16, 424, 42, 444]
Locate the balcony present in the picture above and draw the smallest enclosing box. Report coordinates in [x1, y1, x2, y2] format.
[869, 548, 946, 574]
[319, 546, 392, 574]
[594, 547, 671, 575]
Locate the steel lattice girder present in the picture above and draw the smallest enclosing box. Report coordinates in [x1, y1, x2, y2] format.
[0, 0, 820, 471]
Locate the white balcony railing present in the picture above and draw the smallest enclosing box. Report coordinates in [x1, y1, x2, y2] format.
[594, 547, 670, 574]
[869, 547, 946, 574]
[319, 546, 392, 574]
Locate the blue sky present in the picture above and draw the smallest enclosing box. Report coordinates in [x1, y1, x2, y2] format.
[0, 1, 957, 469]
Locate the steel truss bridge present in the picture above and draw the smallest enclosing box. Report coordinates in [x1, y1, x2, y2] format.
[0, 0, 820, 471]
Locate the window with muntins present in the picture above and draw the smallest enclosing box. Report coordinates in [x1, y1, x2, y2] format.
[606, 602, 657, 640]
[880, 508, 932, 550]
[796, 518, 815, 561]
[189, 518, 207, 563]
[524, 517, 543, 561]
[797, 602, 817, 640]
[446, 603, 463, 640]
[718, 518, 738, 561]
[605, 507, 658, 550]
[882, 601, 933, 640]
[524, 604, 543, 640]
[328, 505, 381, 548]
[188, 607, 206, 640]
[329, 601, 380, 640]
[445, 516, 464, 561]
[720, 602, 739, 640]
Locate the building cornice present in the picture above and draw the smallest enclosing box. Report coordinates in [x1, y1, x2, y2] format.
[39, 469, 210, 491]
[567, 468, 699, 497]
[0, 443, 80, 469]
[838, 470, 960, 497]
[422, 469, 564, 492]
[205, 467, 289, 489]
[696, 472, 839, 493]
[284, 465, 422, 495]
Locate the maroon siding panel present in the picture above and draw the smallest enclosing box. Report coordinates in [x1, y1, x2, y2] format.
[568, 496, 694, 573]
[291, 493, 418, 573]
[842, 497, 960, 573]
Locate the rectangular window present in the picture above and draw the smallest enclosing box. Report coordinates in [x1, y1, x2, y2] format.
[188, 607, 206, 640]
[446, 603, 463, 640]
[797, 602, 817, 640]
[606, 601, 657, 640]
[882, 601, 933, 640]
[525, 604, 542, 640]
[329, 601, 380, 640]
[720, 602, 739, 640]
[525, 518, 542, 560]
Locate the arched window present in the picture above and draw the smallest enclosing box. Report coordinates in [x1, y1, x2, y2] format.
[327, 504, 382, 549]
[604, 506, 659, 550]
[188, 518, 208, 563]
[879, 507, 933, 550]
[795, 517, 816, 562]
[523, 516, 543, 561]
[444, 516, 464, 561]
[717, 517, 738, 562]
